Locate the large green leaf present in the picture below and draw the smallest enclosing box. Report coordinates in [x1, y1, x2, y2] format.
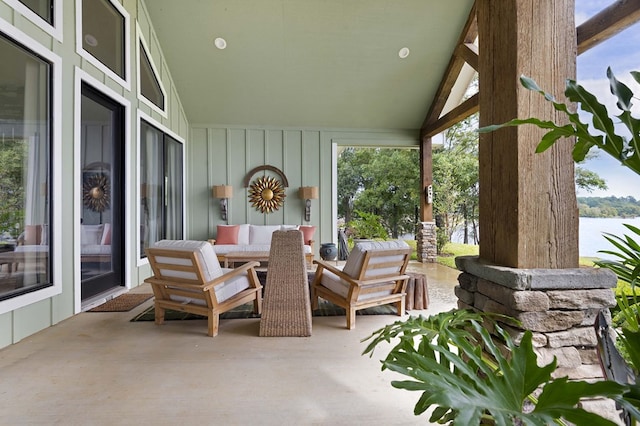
[478, 70, 640, 176]
[364, 312, 629, 425]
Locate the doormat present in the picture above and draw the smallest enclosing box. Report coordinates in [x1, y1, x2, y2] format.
[130, 300, 396, 322]
[89, 293, 154, 312]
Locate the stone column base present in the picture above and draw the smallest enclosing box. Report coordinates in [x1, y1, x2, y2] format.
[416, 221, 436, 263]
[455, 255, 617, 381]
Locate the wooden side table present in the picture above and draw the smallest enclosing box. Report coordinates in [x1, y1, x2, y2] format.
[405, 272, 429, 310]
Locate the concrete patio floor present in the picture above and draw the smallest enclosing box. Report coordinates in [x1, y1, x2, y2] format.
[0, 261, 460, 425]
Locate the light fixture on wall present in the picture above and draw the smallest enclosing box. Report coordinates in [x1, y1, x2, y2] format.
[299, 186, 319, 222]
[212, 185, 233, 221]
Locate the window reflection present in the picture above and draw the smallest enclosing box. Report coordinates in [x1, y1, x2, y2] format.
[0, 33, 52, 300]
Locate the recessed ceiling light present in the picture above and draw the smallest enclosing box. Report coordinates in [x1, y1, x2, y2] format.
[84, 34, 98, 47]
[398, 47, 410, 59]
[214, 37, 227, 50]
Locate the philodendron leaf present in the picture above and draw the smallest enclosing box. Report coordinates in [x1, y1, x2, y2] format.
[369, 313, 631, 425]
[607, 66, 634, 111]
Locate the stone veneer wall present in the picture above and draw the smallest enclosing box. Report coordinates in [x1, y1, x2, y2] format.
[416, 221, 437, 263]
[454, 255, 617, 380]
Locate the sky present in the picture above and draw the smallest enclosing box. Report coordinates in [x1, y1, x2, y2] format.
[574, 0, 640, 199]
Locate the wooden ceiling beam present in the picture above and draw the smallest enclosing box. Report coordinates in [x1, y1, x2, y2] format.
[422, 93, 479, 139]
[420, 1, 477, 136]
[577, 0, 640, 54]
[455, 43, 479, 71]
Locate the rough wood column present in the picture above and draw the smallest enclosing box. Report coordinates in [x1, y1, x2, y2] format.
[478, 0, 579, 268]
[420, 135, 433, 222]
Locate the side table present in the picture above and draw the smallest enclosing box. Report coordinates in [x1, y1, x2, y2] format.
[405, 272, 429, 310]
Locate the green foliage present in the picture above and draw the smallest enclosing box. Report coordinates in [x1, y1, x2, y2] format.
[578, 196, 640, 218]
[337, 148, 420, 238]
[434, 114, 480, 245]
[346, 210, 388, 240]
[478, 68, 640, 176]
[435, 227, 449, 254]
[363, 311, 634, 425]
[0, 139, 26, 236]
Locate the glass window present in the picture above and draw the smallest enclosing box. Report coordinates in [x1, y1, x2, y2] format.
[17, 0, 52, 24]
[139, 42, 165, 111]
[140, 120, 183, 256]
[82, 0, 125, 79]
[0, 33, 52, 300]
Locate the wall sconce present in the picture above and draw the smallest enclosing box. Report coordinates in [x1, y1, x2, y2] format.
[212, 185, 233, 221]
[299, 186, 319, 222]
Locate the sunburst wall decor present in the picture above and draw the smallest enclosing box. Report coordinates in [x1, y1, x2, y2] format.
[82, 173, 111, 212]
[248, 176, 286, 213]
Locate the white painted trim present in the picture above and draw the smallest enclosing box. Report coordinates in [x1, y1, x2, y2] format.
[74, 67, 131, 314]
[331, 142, 338, 245]
[74, 0, 131, 91]
[135, 24, 168, 118]
[0, 17, 62, 315]
[3, 0, 63, 42]
[136, 109, 186, 265]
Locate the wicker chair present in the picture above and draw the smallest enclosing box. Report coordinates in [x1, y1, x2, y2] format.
[311, 240, 411, 329]
[259, 230, 312, 337]
[145, 240, 262, 337]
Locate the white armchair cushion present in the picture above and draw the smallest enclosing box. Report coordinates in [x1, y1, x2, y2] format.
[170, 268, 252, 305]
[319, 268, 391, 301]
[342, 240, 410, 278]
[153, 240, 223, 282]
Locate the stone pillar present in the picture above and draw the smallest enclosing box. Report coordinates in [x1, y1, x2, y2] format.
[416, 221, 436, 263]
[455, 256, 617, 380]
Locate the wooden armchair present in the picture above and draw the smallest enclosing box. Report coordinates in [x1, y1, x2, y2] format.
[145, 240, 262, 337]
[311, 240, 412, 329]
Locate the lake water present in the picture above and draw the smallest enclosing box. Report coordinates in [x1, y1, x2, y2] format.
[579, 217, 640, 259]
[450, 217, 640, 260]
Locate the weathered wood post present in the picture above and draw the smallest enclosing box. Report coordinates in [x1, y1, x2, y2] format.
[456, 1, 618, 402]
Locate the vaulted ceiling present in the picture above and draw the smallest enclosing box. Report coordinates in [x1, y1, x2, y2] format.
[145, 0, 475, 130]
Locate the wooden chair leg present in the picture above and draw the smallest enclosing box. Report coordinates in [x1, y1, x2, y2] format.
[208, 313, 219, 337]
[254, 291, 262, 314]
[346, 308, 356, 330]
[155, 305, 165, 325]
[396, 298, 405, 316]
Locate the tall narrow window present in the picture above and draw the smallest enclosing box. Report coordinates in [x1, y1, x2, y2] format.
[17, 0, 52, 24]
[81, 0, 126, 80]
[140, 120, 183, 256]
[139, 42, 165, 111]
[0, 33, 52, 300]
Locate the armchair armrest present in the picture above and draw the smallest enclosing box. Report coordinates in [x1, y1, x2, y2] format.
[202, 260, 261, 291]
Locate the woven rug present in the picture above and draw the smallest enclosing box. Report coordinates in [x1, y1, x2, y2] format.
[89, 293, 153, 312]
[130, 300, 396, 322]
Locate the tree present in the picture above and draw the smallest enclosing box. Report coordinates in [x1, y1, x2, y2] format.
[0, 139, 26, 237]
[337, 148, 420, 238]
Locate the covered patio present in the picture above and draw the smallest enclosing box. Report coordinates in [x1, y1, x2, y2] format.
[0, 0, 639, 423]
[0, 262, 459, 424]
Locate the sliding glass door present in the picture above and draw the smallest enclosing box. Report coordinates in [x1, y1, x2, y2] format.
[80, 83, 124, 300]
[140, 120, 183, 256]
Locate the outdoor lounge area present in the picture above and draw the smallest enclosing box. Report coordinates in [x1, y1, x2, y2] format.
[1, 0, 639, 423]
[0, 262, 459, 424]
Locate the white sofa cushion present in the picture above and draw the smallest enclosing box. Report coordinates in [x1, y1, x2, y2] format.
[249, 225, 281, 244]
[237, 224, 250, 245]
[153, 240, 223, 282]
[81, 224, 104, 246]
[213, 244, 312, 255]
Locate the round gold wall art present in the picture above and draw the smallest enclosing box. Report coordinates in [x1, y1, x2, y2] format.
[248, 176, 286, 213]
[82, 174, 111, 212]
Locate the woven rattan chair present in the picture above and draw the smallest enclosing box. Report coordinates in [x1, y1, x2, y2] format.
[259, 230, 312, 337]
[145, 240, 262, 337]
[311, 240, 411, 329]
